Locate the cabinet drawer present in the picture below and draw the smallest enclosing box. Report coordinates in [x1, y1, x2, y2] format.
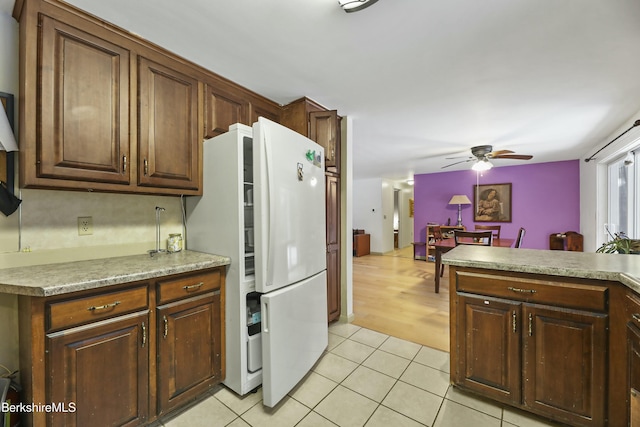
[625, 292, 640, 324]
[157, 269, 221, 304]
[48, 285, 148, 331]
[455, 270, 607, 312]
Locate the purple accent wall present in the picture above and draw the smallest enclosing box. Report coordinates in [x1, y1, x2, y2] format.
[414, 160, 580, 251]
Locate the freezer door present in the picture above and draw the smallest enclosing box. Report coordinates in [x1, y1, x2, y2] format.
[260, 270, 328, 408]
[253, 117, 327, 294]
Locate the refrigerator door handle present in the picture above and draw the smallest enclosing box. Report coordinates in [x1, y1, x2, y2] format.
[262, 301, 269, 333]
[264, 132, 276, 287]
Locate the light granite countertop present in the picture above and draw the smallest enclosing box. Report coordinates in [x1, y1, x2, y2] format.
[0, 250, 231, 297]
[442, 246, 640, 293]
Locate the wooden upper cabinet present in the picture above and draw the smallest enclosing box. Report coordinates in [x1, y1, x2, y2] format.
[310, 110, 340, 174]
[248, 97, 281, 125]
[37, 14, 131, 185]
[282, 97, 341, 174]
[137, 56, 200, 192]
[204, 82, 248, 139]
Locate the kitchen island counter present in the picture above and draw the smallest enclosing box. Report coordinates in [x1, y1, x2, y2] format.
[0, 250, 230, 297]
[444, 245, 640, 427]
[442, 245, 640, 291]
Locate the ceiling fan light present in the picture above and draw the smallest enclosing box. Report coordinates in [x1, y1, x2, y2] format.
[338, 0, 379, 13]
[472, 159, 493, 171]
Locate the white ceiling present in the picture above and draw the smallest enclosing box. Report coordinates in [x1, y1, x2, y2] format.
[4, 0, 640, 180]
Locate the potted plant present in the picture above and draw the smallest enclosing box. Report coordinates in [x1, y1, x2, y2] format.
[596, 231, 640, 254]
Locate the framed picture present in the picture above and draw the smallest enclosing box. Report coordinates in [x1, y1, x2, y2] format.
[474, 183, 512, 223]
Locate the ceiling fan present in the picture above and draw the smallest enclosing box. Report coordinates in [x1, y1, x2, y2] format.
[442, 145, 533, 171]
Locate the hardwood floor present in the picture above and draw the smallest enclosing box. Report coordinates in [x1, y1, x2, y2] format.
[351, 246, 450, 352]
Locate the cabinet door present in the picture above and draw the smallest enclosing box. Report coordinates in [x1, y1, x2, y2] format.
[138, 56, 200, 192]
[248, 97, 281, 124]
[326, 174, 341, 322]
[46, 311, 149, 427]
[157, 292, 221, 414]
[38, 15, 130, 185]
[523, 305, 607, 426]
[310, 110, 340, 173]
[204, 82, 248, 138]
[629, 322, 640, 427]
[456, 293, 521, 404]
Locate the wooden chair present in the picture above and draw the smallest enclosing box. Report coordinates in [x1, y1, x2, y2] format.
[474, 224, 501, 239]
[454, 230, 493, 246]
[515, 227, 526, 248]
[432, 226, 445, 277]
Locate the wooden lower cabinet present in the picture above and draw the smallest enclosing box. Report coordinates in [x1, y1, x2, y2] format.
[523, 305, 607, 426]
[157, 292, 222, 415]
[452, 268, 608, 427]
[47, 311, 150, 427]
[19, 267, 225, 427]
[628, 323, 640, 426]
[456, 294, 521, 404]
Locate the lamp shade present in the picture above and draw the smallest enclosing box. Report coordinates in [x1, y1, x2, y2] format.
[448, 195, 471, 205]
[0, 107, 18, 152]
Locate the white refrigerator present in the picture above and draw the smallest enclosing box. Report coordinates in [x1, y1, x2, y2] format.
[186, 118, 328, 407]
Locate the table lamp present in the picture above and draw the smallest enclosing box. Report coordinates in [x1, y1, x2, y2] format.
[448, 195, 471, 226]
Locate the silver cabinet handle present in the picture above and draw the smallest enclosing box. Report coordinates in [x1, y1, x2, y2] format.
[183, 282, 204, 291]
[508, 286, 536, 294]
[141, 322, 146, 347]
[123, 155, 127, 172]
[87, 301, 121, 311]
[512, 310, 517, 333]
[528, 313, 533, 336]
[144, 159, 149, 175]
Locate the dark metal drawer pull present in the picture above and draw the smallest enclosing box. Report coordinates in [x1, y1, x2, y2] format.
[508, 287, 536, 294]
[87, 301, 121, 311]
[183, 282, 204, 291]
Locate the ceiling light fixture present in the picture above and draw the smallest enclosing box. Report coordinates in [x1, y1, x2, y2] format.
[406, 179, 414, 185]
[338, 0, 379, 13]
[472, 159, 493, 172]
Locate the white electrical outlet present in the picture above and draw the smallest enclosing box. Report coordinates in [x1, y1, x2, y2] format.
[78, 216, 93, 235]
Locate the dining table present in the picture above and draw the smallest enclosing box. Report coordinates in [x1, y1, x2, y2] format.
[433, 237, 515, 293]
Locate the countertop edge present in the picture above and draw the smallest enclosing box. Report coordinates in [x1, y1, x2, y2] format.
[442, 246, 640, 292]
[0, 251, 231, 297]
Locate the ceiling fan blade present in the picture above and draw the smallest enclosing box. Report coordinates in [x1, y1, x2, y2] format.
[445, 155, 473, 160]
[442, 159, 474, 169]
[486, 150, 514, 158]
[492, 154, 533, 160]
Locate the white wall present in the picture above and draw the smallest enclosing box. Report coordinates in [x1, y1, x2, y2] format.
[381, 179, 395, 252]
[353, 178, 414, 254]
[396, 184, 414, 247]
[353, 178, 384, 253]
[580, 112, 640, 252]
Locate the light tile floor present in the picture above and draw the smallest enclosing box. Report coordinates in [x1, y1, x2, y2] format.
[158, 322, 566, 427]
